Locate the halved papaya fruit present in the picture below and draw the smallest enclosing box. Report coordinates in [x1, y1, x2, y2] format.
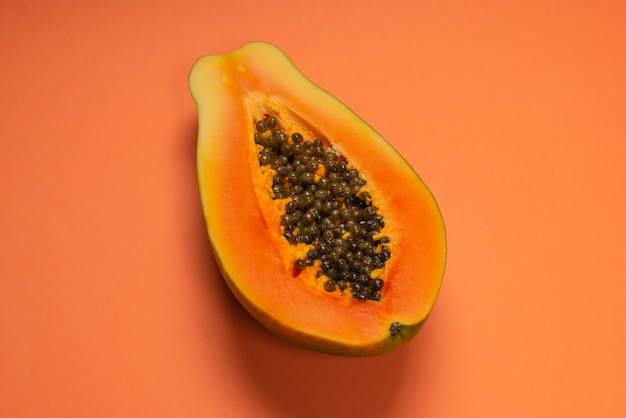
[189, 42, 446, 356]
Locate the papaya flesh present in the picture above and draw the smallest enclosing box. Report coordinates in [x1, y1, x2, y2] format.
[189, 42, 446, 356]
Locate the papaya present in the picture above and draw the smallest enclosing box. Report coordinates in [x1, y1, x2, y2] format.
[189, 41, 446, 356]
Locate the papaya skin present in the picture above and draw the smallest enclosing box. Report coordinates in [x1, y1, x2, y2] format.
[189, 41, 446, 356]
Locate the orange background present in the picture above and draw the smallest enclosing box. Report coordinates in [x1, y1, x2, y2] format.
[1, 1, 625, 417]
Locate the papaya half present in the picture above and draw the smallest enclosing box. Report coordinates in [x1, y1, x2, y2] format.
[189, 41, 446, 356]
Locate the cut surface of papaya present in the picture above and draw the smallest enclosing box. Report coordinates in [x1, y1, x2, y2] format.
[189, 41, 446, 356]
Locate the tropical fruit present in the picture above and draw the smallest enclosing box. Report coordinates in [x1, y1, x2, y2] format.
[189, 41, 446, 356]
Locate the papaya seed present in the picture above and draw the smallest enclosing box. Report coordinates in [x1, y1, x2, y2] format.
[267, 117, 277, 130]
[255, 121, 391, 301]
[324, 279, 337, 292]
[294, 259, 306, 271]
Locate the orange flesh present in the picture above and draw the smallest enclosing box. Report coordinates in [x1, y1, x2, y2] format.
[190, 42, 446, 354]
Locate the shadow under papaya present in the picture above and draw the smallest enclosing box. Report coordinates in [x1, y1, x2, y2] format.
[227, 300, 414, 418]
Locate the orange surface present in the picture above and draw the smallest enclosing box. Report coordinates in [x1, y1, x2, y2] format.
[1, 0, 625, 417]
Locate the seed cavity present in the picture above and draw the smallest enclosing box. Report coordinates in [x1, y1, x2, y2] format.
[254, 114, 391, 302]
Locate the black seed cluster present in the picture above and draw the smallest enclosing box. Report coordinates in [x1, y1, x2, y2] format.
[255, 116, 391, 302]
